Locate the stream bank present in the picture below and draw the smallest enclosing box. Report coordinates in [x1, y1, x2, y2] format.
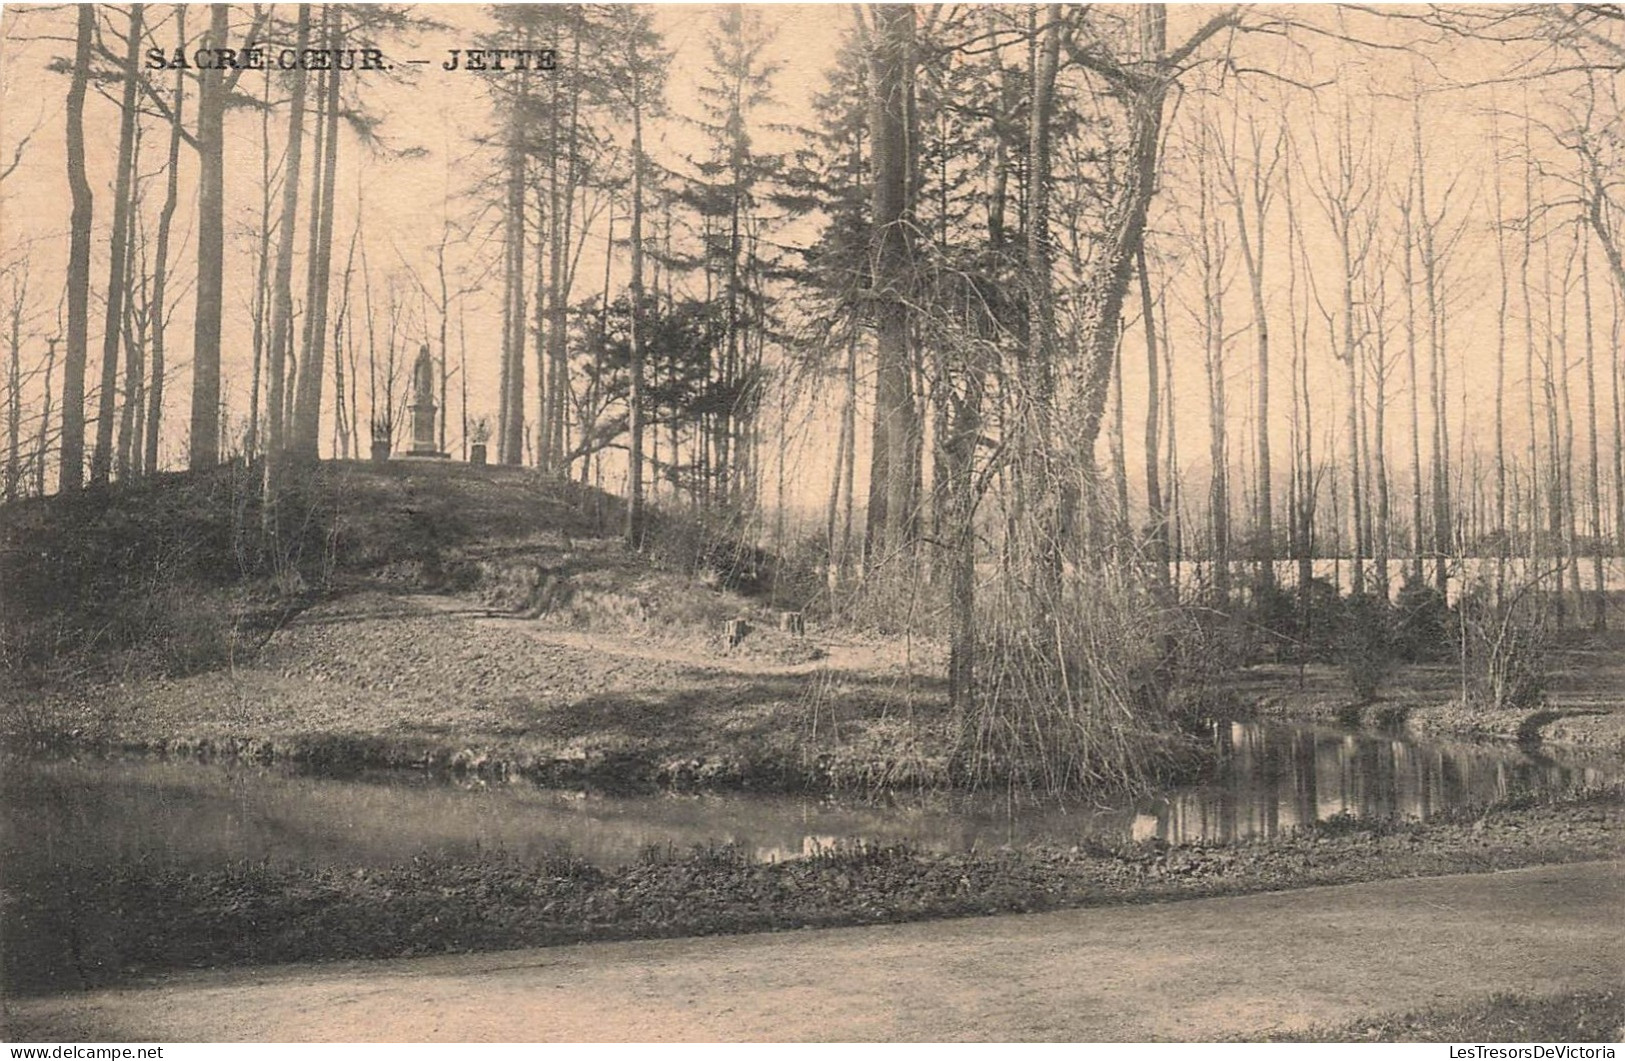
[3, 782, 1619, 997]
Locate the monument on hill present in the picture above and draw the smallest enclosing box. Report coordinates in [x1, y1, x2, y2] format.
[409, 344, 448, 458]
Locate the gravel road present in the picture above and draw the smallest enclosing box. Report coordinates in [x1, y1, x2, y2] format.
[6, 861, 1620, 1042]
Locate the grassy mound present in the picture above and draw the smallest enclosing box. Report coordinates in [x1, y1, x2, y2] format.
[0, 460, 794, 691]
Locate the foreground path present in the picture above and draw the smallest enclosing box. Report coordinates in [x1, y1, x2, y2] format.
[7, 862, 1621, 1042]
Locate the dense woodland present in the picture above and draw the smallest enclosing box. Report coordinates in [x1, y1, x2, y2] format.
[3, 4, 1624, 787]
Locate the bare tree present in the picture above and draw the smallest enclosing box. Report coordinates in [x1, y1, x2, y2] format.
[495, 19, 531, 465]
[1214, 107, 1285, 590]
[87, 4, 145, 486]
[3, 262, 26, 501]
[1305, 99, 1377, 598]
[189, 4, 238, 472]
[1059, 5, 1241, 475]
[143, 7, 185, 477]
[1488, 99, 1512, 586]
[291, 5, 343, 460]
[1580, 236, 1607, 627]
[1192, 118, 1233, 606]
[59, 4, 94, 493]
[1137, 246, 1167, 583]
[615, 7, 663, 543]
[1413, 106, 1464, 599]
[263, 5, 311, 505]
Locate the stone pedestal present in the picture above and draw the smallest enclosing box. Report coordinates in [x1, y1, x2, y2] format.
[407, 344, 449, 458]
[410, 399, 446, 457]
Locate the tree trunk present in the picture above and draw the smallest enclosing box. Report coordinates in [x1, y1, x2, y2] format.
[264, 5, 311, 500]
[1612, 288, 1623, 560]
[945, 376, 983, 724]
[4, 276, 21, 501]
[146, 11, 184, 476]
[1138, 246, 1167, 583]
[544, 50, 567, 474]
[864, 3, 918, 567]
[1164, 295, 1184, 578]
[1581, 241, 1605, 628]
[499, 55, 529, 466]
[826, 365, 852, 590]
[291, 7, 342, 460]
[246, 63, 273, 463]
[1371, 309, 1391, 603]
[1522, 122, 1542, 563]
[115, 146, 143, 482]
[532, 181, 549, 471]
[584, 205, 612, 488]
[90, 3, 144, 486]
[1063, 7, 1172, 475]
[1490, 109, 1510, 578]
[1338, 166, 1365, 600]
[1223, 116, 1276, 590]
[437, 227, 451, 458]
[1541, 231, 1566, 626]
[626, 57, 647, 544]
[1557, 245, 1583, 618]
[553, 37, 583, 476]
[293, 54, 328, 454]
[1283, 163, 1315, 625]
[60, 5, 94, 493]
[1110, 334, 1131, 544]
[35, 339, 58, 497]
[189, 3, 228, 471]
[1199, 161, 1231, 608]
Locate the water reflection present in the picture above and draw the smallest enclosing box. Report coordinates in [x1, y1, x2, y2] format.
[1, 723, 1614, 883]
[1129, 721, 1597, 846]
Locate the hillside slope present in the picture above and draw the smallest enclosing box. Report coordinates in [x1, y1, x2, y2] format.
[0, 460, 940, 788]
[0, 459, 805, 682]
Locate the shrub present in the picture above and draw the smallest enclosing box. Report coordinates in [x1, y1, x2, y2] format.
[1339, 592, 1396, 703]
[1239, 577, 1298, 663]
[830, 559, 947, 637]
[1393, 577, 1450, 662]
[0, 462, 345, 688]
[1457, 582, 1550, 712]
[641, 503, 774, 597]
[1251, 576, 1344, 666]
[957, 563, 1199, 795]
[765, 533, 837, 617]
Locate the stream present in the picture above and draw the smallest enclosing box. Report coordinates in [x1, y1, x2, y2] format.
[3, 721, 1615, 881]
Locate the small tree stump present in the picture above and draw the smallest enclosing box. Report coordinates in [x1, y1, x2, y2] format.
[777, 611, 805, 637]
[725, 618, 750, 647]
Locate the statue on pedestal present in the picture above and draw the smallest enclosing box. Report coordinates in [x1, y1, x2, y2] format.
[409, 344, 445, 457]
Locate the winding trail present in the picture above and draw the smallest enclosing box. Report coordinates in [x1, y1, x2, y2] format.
[399, 592, 919, 677]
[6, 861, 1621, 1042]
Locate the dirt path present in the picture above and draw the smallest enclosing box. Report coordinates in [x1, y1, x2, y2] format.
[401, 592, 910, 677]
[6, 861, 1620, 1042]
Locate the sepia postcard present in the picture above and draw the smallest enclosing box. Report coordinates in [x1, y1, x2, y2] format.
[0, 2, 1621, 1044]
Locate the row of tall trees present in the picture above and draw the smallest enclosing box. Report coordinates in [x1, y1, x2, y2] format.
[2, 4, 1622, 613]
[740, 3, 1625, 771]
[2, 4, 424, 502]
[782, 7, 1625, 628]
[477, 4, 794, 548]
